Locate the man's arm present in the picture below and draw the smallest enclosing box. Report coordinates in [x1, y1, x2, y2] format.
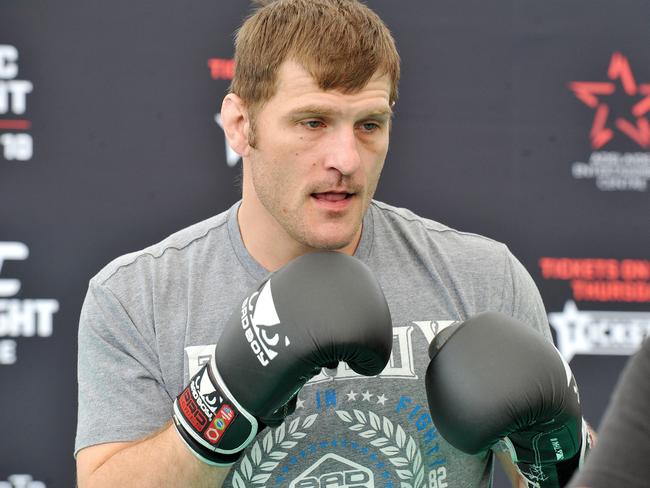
[495, 451, 527, 488]
[77, 253, 394, 487]
[76, 423, 230, 488]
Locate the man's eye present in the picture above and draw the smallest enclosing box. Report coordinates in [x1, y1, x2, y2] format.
[360, 122, 380, 132]
[303, 120, 324, 129]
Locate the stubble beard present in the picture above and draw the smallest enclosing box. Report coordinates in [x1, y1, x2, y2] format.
[249, 139, 383, 252]
[258, 187, 365, 252]
[252, 168, 373, 252]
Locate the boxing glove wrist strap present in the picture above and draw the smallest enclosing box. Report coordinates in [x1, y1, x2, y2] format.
[172, 358, 259, 466]
[504, 418, 592, 487]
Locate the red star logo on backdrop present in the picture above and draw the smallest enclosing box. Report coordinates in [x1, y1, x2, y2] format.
[568, 52, 650, 149]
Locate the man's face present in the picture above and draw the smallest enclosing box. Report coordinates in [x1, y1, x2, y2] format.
[243, 60, 392, 252]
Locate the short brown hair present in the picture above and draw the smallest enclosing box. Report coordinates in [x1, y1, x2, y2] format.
[230, 0, 400, 117]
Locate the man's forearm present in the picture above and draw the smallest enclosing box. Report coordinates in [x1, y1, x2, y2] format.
[495, 451, 527, 488]
[77, 422, 231, 488]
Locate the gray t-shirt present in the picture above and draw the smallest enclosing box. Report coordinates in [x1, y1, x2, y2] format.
[76, 200, 552, 488]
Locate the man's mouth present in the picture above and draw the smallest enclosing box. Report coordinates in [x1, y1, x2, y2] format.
[311, 192, 352, 202]
[310, 191, 356, 211]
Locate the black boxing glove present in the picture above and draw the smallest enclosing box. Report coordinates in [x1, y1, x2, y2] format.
[425, 312, 591, 487]
[173, 252, 393, 466]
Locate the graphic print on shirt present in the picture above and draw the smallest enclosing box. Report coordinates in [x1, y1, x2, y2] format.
[225, 387, 449, 487]
[289, 453, 374, 487]
[185, 320, 457, 488]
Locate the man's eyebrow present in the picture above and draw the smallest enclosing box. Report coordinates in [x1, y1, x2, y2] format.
[364, 107, 394, 119]
[287, 105, 394, 119]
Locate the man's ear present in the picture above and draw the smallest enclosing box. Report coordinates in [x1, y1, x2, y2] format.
[221, 94, 252, 157]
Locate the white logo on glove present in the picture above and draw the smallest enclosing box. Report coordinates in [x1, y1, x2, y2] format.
[241, 280, 290, 366]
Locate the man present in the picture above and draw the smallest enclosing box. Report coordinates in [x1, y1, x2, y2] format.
[75, 1, 557, 486]
[569, 338, 649, 488]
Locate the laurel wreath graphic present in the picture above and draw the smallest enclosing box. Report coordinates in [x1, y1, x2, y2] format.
[231, 414, 318, 487]
[335, 409, 425, 488]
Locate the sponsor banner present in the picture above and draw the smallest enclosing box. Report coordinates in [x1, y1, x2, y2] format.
[539, 257, 650, 303]
[0, 242, 59, 365]
[208, 56, 240, 167]
[0, 475, 46, 488]
[568, 52, 650, 191]
[0, 45, 33, 161]
[571, 151, 650, 191]
[548, 300, 650, 361]
[540, 257, 650, 360]
[207, 57, 235, 81]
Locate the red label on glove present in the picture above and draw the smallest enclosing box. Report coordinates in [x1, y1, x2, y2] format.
[179, 386, 208, 432]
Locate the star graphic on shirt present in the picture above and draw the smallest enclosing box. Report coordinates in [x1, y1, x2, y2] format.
[376, 394, 388, 405]
[361, 390, 373, 402]
[346, 390, 358, 401]
[296, 398, 305, 409]
[568, 51, 650, 149]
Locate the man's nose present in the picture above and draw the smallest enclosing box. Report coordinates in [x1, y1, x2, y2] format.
[323, 126, 362, 175]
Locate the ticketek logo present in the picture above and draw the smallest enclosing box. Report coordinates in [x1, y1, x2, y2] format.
[240, 280, 290, 367]
[569, 52, 650, 149]
[548, 301, 650, 361]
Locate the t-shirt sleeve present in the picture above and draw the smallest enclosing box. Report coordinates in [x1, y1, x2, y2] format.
[568, 338, 650, 488]
[75, 278, 172, 456]
[498, 247, 553, 342]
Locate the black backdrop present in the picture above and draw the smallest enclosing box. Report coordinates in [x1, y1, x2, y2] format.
[1, 1, 649, 486]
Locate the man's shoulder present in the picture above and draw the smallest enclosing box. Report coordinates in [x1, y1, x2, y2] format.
[91, 207, 233, 287]
[370, 200, 507, 256]
[369, 201, 546, 325]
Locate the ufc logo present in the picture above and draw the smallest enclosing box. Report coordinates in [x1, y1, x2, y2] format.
[0, 242, 29, 297]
